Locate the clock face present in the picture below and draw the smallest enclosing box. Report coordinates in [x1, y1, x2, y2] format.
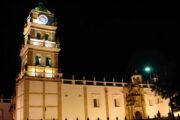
[38, 15, 48, 24]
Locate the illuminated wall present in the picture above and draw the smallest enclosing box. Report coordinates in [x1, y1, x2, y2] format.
[61, 84, 127, 120]
[28, 81, 59, 119]
[86, 86, 107, 120]
[107, 86, 126, 120]
[16, 81, 24, 120]
[61, 84, 85, 120]
[29, 81, 43, 119]
[15, 2, 171, 120]
[144, 88, 170, 118]
[60, 82, 170, 120]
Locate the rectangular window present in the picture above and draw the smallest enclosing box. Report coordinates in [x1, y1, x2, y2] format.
[160, 97, 163, 103]
[93, 99, 100, 107]
[114, 99, 120, 107]
[149, 99, 153, 106]
[155, 98, 160, 104]
[35, 56, 41, 66]
[46, 57, 52, 67]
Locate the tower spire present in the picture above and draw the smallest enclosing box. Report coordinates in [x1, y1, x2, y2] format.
[19, 2, 62, 79]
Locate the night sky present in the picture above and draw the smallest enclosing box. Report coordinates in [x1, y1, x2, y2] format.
[0, 0, 180, 98]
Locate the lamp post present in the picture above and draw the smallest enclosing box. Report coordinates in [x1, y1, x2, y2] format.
[144, 66, 152, 74]
[143, 66, 153, 82]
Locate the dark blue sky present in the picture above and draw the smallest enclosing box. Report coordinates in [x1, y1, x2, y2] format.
[0, 0, 180, 97]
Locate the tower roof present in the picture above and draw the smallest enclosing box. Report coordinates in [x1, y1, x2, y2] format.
[35, 2, 51, 13]
[133, 69, 139, 75]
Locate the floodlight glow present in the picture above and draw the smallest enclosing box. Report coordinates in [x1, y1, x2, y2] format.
[144, 66, 152, 73]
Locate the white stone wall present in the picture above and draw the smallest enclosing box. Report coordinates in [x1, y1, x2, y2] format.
[29, 107, 43, 119]
[45, 82, 58, 119]
[86, 86, 107, 120]
[16, 79, 171, 120]
[29, 94, 43, 106]
[45, 82, 58, 93]
[16, 81, 24, 120]
[156, 96, 170, 117]
[29, 81, 43, 93]
[45, 107, 58, 119]
[61, 84, 126, 120]
[144, 88, 170, 118]
[107, 86, 126, 120]
[17, 81, 24, 96]
[61, 84, 85, 120]
[28, 81, 59, 119]
[29, 81, 43, 119]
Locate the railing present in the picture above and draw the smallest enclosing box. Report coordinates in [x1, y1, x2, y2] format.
[29, 38, 43, 46]
[44, 41, 56, 47]
[16, 66, 62, 80]
[29, 38, 57, 48]
[0, 98, 11, 103]
[62, 79, 153, 87]
[62, 79, 124, 86]
[17, 72, 62, 80]
[24, 71, 62, 78]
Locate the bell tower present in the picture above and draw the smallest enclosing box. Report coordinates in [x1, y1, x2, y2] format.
[124, 71, 147, 120]
[16, 2, 62, 120]
[21, 2, 61, 77]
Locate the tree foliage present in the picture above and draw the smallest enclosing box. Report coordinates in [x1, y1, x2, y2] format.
[151, 61, 180, 119]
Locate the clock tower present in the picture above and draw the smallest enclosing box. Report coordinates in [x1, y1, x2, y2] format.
[15, 2, 62, 120]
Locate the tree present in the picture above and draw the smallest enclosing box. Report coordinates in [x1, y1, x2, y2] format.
[151, 61, 180, 120]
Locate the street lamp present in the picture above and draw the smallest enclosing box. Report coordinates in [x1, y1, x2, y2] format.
[144, 66, 152, 74]
[143, 65, 154, 82]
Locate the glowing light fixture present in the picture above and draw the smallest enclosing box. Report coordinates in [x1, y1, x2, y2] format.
[144, 66, 152, 73]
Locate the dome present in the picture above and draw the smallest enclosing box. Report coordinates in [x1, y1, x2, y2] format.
[35, 2, 50, 13]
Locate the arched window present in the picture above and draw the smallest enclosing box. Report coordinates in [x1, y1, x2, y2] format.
[28, 35, 30, 40]
[116, 117, 118, 120]
[23, 55, 28, 71]
[97, 117, 100, 120]
[35, 56, 41, 66]
[46, 57, 51, 67]
[65, 118, 67, 120]
[76, 118, 79, 120]
[135, 111, 142, 120]
[36, 33, 41, 39]
[24, 63, 28, 71]
[45, 34, 49, 40]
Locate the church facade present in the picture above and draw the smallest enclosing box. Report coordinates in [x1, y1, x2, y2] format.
[15, 3, 170, 120]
